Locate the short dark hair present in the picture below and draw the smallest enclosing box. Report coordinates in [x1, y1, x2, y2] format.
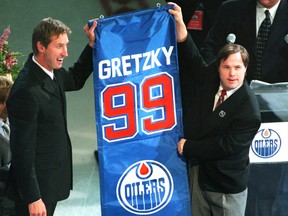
[0, 76, 13, 104]
[216, 44, 249, 68]
[32, 17, 71, 55]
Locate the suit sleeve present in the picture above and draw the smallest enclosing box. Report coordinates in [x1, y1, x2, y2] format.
[178, 34, 207, 71]
[8, 88, 41, 204]
[177, 34, 208, 90]
[61, 44, 93, 91]
[183, 113, 261, 161]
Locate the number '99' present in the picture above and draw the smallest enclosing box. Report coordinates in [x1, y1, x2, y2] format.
[101, 72, 177, 142]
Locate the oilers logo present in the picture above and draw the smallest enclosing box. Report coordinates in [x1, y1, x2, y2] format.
[116, 160, 174, 215]
[251, 128, 281, 158]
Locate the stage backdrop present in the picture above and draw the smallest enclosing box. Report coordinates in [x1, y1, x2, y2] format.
[91, 5, 191, 216]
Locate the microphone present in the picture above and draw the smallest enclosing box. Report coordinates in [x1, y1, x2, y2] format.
[226, 33, 236, 44]
[284, 34, 288, 44]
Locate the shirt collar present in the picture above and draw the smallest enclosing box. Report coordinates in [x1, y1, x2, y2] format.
[218, 84, 242, 98]
[32, 55, 54, 80]
[256, 0, 281, 23]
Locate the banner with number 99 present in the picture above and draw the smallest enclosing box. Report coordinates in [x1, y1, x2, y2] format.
[92, 5, 191, 216]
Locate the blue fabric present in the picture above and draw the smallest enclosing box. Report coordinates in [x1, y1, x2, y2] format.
[92, 5, 191, 216]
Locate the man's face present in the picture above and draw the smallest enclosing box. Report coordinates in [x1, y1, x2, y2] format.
[258, 0, 280, 8]
[218, 52, 246, 90]
[40, 33, 69, 71]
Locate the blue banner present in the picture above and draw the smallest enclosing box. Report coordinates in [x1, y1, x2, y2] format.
[92, 5, 191, 216]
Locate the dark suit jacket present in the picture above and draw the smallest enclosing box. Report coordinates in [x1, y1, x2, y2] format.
[0, 126, 11, 195]
[178, 35, 261, 193]
[0, 125, 11, 167]
[201, 0, 288, 83]
[6, 45, 93, 205]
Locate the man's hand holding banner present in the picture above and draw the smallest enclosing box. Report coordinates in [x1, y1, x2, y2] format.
[92, 5, 191, 215]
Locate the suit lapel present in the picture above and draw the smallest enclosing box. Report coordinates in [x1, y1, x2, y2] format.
[53, 71, 64, 97]
[43, 78, 62, 100]
[0, 132, 9, 143]
[53, 71, 67, 118]
[199, 74, 219, 126]
[202, 82, 248, 135]
[30, 60, 62, 100]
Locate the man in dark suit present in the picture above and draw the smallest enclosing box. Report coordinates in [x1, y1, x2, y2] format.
[169, 3, 261, 215]
[6, 18, 97, 216]
[200, 0, 288, 83]
[200, 0, 288, 215]
[0, 76, 15, 216]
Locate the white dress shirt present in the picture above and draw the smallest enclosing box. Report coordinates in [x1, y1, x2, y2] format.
[213, 84, 241, 111]
[256, 0, 281, 36]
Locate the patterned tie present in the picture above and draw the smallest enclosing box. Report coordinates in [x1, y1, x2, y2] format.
[2, 123, 10, 140]
[255, 10, 271, 80]
[216, 89, 227, 107]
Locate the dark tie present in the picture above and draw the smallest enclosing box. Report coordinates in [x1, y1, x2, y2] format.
[216, 89, 227, 107]
[255, 10, 271, 80]
[53, 77, 60, 94]
[2, 123, 10, 140]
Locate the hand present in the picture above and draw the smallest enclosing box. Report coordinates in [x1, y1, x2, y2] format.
[28, 199, 46, 216]
[167, 2, 188, 42]
[177, 138, 186, 155]
[83, 19, 98, 48]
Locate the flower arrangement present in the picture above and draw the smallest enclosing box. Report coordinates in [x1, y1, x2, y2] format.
[0, 26, 22, 81]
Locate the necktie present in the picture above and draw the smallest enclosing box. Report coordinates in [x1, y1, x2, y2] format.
[53, 77, 60, 94]
[216, 89, 227, 107]
[255, 10, 271, 80]
[2, 123, 10, 140]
